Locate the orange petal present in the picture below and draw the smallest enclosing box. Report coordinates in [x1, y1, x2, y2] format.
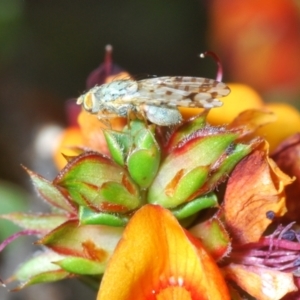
[222, 263, 297, 300]
[78, 110, 126, 155]
[223, 141, 293, 244]
[105, 71, 130, 83]
[54, 127, 84, 169]
[97, 204, 230, 300]
[209, 0, 300, 94]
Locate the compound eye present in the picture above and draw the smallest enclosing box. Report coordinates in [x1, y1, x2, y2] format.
[82, 93, 95, 112]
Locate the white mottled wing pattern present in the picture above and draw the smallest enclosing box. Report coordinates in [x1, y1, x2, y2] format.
[134, 76, 230, 108]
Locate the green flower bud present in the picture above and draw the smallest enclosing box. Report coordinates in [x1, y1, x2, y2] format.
[148, 132, 238, 208]
[54, 152, 141, 212]
[126, 121, 160, 188]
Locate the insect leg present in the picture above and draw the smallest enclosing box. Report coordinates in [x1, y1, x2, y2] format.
[125, 108, 149, 128]
[96, 111, 119, 129]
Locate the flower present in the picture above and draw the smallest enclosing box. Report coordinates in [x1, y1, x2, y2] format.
[195, 83, 300, 152]
[221, 142, 298, 299]
[189, 139, 299, 299]
[1, 103, 261, 291]
[1, 50, 300, 300]
[97, 204, 230, 300]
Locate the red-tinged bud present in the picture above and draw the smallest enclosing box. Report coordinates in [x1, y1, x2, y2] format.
[54, 151, 141, 213]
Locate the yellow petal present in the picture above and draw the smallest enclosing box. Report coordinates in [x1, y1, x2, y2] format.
[228, 108, 277, 135]
[179, 83, 264, 124]
[256, 103, 300, 152]
[97, 204, 230, 300]
[207, 83, 264, 125]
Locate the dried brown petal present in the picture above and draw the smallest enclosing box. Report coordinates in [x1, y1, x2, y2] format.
[272, 133, 300, 222]
[224, 141, 293, 243]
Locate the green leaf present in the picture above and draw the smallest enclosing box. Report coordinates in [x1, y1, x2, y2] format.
[126, 123, 161, 188]
[171, 193, 218, 219]
[124, 119, 149, 135]
[13, 251, 65, 287]
[25, 167, 76, 213]
[207, 143, 253, 190]
[127, 148, 160, 188]
[0, 213, 68, 232]
[103, 130, 132, 166]
[166, 111, 208, 150]
[14, 270, 70, 290]
[98, 181, 140, 210]
[38, 220, 123, 259]
[169, 166, 209, 207]
[79, 206, 129, 226]
[55, 257, 106, 275]
[148, 133, 237, 208]
[133, 126, 157, 149]
[189, 217, 231, 261]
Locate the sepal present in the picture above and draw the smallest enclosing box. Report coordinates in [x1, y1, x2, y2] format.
[148, 130, 239, 208]
[10, 251, 70, 290]
[170, 192, 218, 220]
[189, 216, 231, 261]
[126, 120, 161, 188]
[79, 206, 129, 227]
[103, 130, 132, 166]
[24, 166, 76, 214]
[54, 152, 141, 212]
[55, 257, 106, 275]
[37, 220, 123, 260]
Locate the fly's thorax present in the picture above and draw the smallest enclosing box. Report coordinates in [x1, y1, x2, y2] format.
[98, 80, 139, 102]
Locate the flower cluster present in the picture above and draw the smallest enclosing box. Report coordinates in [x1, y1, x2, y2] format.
[2, 50, 300, 300]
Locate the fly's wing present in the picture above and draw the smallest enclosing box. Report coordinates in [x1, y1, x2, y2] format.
[135, 76, 230, 109]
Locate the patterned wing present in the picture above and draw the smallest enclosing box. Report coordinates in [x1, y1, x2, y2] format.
[136, 76, 230, 108]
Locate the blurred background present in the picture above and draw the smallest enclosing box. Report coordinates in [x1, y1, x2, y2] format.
[0, 0, 300, 299]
